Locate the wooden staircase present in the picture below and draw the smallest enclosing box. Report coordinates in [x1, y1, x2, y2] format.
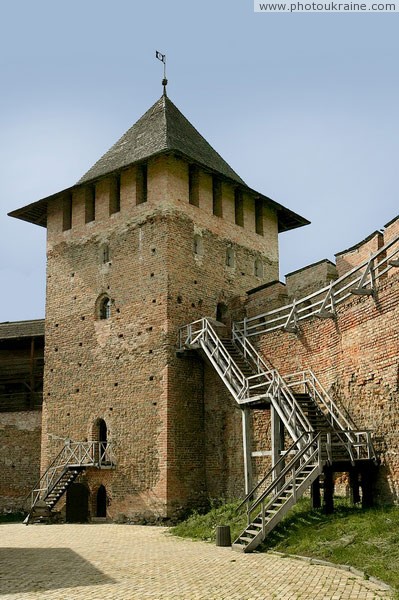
[24, 440, 115, 524]
[233, 433, 322, 553]
[179, 317, 377, 552]
[45, 467, 85, 510]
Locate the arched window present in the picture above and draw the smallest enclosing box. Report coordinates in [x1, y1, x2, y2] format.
[98, 296, 111, 320]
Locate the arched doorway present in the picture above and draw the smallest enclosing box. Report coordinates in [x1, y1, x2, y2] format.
[96, 485, 107, 518]
[66, 483, 89, 523]
[98, 418, 107, 461]
[92, 418, 108, 464]
[216, 302, 229, 325]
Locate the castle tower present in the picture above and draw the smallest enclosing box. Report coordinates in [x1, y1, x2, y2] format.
[9, 94, 308, 521]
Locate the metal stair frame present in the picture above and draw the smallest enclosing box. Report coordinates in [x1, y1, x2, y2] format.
[179, 315, 377, 550]
[233, 432, 322, 552]
[25, 439, 115, 523]
[284, 370, 377, 462]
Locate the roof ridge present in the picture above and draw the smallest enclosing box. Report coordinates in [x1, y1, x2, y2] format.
[77, 95, 246, 186]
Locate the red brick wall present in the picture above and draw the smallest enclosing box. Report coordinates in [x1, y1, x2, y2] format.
[0, 411, 41, 513]
[251, 259, 399, 502]
[42, 153, 281, 520]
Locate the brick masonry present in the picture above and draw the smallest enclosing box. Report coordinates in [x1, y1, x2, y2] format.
[246, 217, 399, 502]
[40, 154, 279, 520]
[0, 411, 41, 512]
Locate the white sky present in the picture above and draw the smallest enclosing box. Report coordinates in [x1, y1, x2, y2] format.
[1, 0, 398, 321]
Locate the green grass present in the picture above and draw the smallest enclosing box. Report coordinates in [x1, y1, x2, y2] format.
[170, 498, 399, 593]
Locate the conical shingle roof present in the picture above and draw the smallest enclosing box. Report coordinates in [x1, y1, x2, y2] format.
[78, 95, 245, 185]
[9, 95, 309, 233]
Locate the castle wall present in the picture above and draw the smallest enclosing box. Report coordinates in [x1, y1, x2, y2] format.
[0, 411, 41, 513]
[247, 217, 399, 501]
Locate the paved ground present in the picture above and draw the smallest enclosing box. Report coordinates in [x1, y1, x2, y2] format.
[0, 524, 392, 599]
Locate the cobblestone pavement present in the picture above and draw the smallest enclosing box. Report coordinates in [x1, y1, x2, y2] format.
[0, 524, 392, 599]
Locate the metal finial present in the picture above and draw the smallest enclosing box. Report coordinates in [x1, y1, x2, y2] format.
[156, 51, 168, 96]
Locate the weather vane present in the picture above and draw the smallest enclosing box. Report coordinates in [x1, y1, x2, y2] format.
[155, 51, 168, 96]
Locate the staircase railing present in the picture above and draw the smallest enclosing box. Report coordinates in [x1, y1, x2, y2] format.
[235, 232, 399, 337]
[181, 318, 316, 442]
[180, 318, 315, 442]
[179, 318, 373, 462]
[28, 440, 115, 509]
[179, 318, 275, 403]
[284, 370, 377, 461]
[237, 431, 317, 511]
[240, 432, 322, 527]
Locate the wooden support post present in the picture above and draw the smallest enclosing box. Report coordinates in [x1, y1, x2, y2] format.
[271, 406, 284, 491]
[29, 337, 35, 409]
[242, 407, 253, 495]
[360, 466, 375, 509]
[323, 467, 335, 514]
[311, 477, 321, 509]
[349, 467, 361, 504]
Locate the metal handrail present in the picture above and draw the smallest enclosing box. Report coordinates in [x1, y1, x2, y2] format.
[179, 318, 375, 464]
[28, 440, 115, 510]
[179, 318, 256, 402]
[284, 370, 356, 431]
[246, 433, 321, 523]
[236, 431, 314, 512]
[284, 370, 377, 461]
[180, 318, 314, 440]
[236, 232, 399, 337]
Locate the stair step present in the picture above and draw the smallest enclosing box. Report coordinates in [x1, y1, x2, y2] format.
[247, 529, 260, 535]
[232, 543, 246, 553]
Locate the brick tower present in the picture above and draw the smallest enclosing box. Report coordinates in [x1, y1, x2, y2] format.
[9, 91, 308, 522]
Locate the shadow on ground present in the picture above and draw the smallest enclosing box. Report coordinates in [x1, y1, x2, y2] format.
[0, 548, 115, 594]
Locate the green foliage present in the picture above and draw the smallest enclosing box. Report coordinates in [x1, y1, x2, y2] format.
[0, 512, 24, 523]
[170, 497, 399, 593]
[171, 500, 247, 542]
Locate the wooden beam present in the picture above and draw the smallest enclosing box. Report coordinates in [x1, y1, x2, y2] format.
[242, 407, 253, 495]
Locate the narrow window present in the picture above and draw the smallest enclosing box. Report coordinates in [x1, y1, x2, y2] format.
[99, 296, 111, 320]
[109, 174, 121, 215]
[193, 234, 203, 256]
[136, 163, 147, 205]
[255, 199, 264, 235]
[254, 258, 263, 278]
[212, 177, 222, 217]
[62, 194, 72, 231]
[188, 165, 199, 207]
[102, 244, 110, 264]
[234, 188, 244, 227]
[226, 247, 235, 268]
[85, 185, 96, 223]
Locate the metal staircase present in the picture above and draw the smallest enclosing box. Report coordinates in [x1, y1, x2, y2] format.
[233, 432, 322, 552]
[179, 317, 376, 551]
[25, 440, 115, 524]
